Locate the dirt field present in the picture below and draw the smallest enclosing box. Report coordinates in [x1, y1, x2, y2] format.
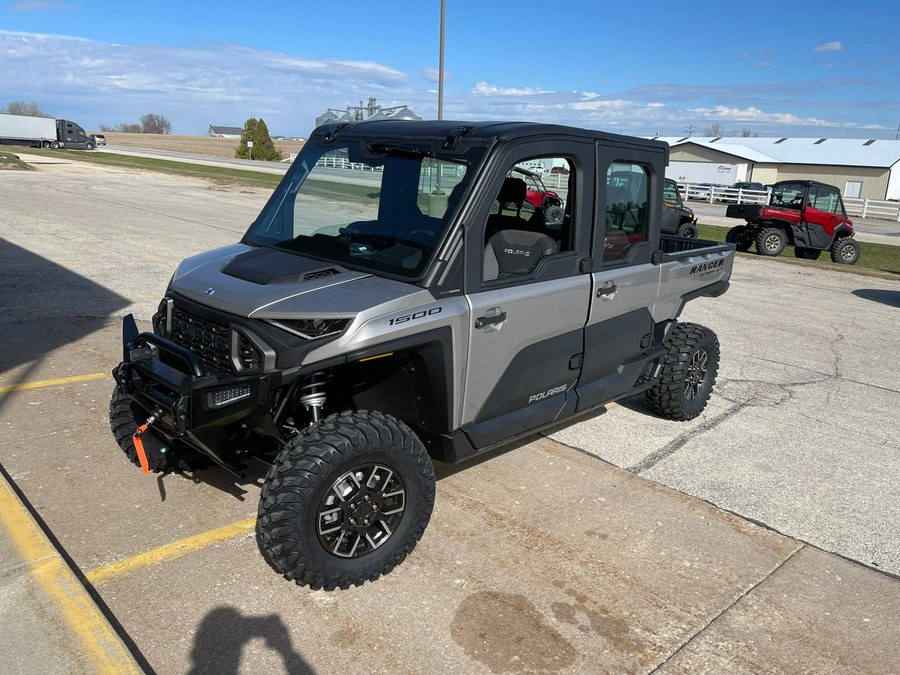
[93, 132, 305, 159]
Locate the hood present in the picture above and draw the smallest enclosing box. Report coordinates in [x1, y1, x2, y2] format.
[170, 244, 431, 318]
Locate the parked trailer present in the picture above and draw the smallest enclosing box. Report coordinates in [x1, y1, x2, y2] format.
[0, 113, 95, 150]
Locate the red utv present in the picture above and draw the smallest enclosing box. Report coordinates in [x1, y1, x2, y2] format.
[512, 165, 565, 225]
[725, 180, 860, 264]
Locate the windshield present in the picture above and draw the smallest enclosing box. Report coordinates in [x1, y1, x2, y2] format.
[245, 140, 478, 279]
[771, 182, 806, 210]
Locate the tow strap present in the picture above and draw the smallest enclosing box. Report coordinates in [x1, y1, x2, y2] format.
[132, 415, 157, 476]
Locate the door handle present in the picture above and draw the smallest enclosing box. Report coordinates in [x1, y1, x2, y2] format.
[597, 283, 617, 297]
[475, 312, 507, 329]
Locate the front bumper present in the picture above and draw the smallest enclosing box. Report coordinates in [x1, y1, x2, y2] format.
[112, 314, 278, 444]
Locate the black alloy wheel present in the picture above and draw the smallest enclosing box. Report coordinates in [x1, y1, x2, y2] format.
[257, 410, 435, 590]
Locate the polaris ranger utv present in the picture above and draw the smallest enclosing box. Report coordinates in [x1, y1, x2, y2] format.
[725, 179, 859, 264]
[111, 121, 735, 590]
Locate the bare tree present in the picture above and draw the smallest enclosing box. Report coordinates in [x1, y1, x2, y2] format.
[4, 101, 52, 117]
[140, 113, 172, 134]
[738, 128, 758, 137]
[703, 123, 726, 137]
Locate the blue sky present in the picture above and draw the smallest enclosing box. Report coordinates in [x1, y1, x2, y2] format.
[2, 0, 898, 139]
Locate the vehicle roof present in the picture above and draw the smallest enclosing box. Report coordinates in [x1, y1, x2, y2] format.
[773, 179, 840, 190]
[309, 119, 668, 153]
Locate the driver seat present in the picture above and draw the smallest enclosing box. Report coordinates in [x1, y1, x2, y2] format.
[483, 229, 558, 280]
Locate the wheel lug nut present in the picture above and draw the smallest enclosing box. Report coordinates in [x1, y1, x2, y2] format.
[349, 518, 356, 525]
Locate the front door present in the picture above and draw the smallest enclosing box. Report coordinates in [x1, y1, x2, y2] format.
[460, 143, 592, 449]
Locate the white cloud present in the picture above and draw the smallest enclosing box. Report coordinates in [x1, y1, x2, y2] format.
[814, 41, 843, 52]
[690, 105, 829, 126]
[472, 81, 551, 96]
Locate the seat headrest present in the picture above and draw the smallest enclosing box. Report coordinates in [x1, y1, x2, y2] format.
[497, 177, 527, 206]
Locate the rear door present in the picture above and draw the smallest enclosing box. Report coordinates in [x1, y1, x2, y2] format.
[460, 140, 592, 448]
[575, 143, 664, 411]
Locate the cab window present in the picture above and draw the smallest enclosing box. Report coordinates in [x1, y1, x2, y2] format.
[482, 157, 573, 281]
[604, 163, 649, 262]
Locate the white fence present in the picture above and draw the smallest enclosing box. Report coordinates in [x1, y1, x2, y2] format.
[843, 197, 900, 222]
[679, 183, 769, 205]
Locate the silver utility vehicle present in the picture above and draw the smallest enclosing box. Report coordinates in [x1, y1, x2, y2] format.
[111, 120, 735, 590]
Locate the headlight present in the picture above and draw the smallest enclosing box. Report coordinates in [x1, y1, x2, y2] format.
[266, 318, 350, 340]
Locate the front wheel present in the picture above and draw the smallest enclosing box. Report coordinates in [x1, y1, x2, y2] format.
[543, 202, 564, 226]
[646, 323, 720, 421]
[755, 227, 786, 256]
[257, 410, 435, 590]
[109, 388, 209, 473]
[676, 222, 698, 238]
[831, 237, 860, 265]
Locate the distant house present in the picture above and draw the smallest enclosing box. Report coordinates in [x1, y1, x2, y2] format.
[208, 124, 243, 139]
[654, 136, 900, 200]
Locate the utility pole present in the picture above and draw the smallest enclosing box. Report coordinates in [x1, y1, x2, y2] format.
[438, 0, 445, 121]
[685, 124, 695, 137]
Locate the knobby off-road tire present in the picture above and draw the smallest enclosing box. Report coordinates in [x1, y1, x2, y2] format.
[831, 237, 860, 265]
[755, 227, 786, 256]
[108, 387, 209, 473]
[725, 226, 752, 252]
[794, 246, 822, 260]
[646, 323, 720, 421]
[257, 410, 436, 591]
[676, 222, 698, 239]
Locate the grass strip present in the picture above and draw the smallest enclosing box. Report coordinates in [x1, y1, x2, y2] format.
[0, 150, 35, 170]
[21, 148, 284, 189]
[698, 223, 900, 279]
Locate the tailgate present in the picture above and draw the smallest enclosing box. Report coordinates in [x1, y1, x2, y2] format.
[652, 237, 735, 322]
[726, 203, 763, 220]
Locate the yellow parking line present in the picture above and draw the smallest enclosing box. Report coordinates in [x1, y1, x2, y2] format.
[0, 372, 110, 394]
[0, 478, 141, 674]
[86, 518, 257, 586]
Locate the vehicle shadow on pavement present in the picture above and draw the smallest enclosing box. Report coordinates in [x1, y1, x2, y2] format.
[187, 605, 313, 674]
[0, 239, 130, 420]
[852, 288, 900, 308]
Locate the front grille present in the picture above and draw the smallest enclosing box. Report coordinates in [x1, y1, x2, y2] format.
[171, 308, 231, 373]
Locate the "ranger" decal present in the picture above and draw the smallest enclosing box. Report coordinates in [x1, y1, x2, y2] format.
[689, 259, 724, 275]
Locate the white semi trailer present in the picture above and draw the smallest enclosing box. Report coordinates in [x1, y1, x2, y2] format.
[0, 113, 95, 150]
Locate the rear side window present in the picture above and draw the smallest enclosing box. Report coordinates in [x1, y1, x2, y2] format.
[809, 186, 845, 215]
[604, 163, 649, 262]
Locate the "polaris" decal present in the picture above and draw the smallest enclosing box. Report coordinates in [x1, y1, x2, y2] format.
[389, 307, 442, 326]
[528, 384, 568, 403]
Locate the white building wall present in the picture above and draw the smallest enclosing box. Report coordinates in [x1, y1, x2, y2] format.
[667, 161, 747, 184]
[886, 160, 900, 200]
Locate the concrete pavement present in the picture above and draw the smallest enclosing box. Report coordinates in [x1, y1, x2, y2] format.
[1, 151, 898, 673]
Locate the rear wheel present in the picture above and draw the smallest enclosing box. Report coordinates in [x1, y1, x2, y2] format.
[646, 323, 720, 421]
[257, 410, 435, 590]
[676, 222, 698, 238]
[725, 226, 752, 252]
[831, 237, 860, 265]
[755, 227, 786, 256]
[50, 140, 59, 149]
[108, 388, 209, 473]
[794, 247, 821, 260]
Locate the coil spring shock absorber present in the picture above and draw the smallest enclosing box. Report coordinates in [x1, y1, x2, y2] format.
[299, 373, 327, 424]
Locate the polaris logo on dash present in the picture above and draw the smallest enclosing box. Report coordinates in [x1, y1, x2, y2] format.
[689, 259, 724, 275]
